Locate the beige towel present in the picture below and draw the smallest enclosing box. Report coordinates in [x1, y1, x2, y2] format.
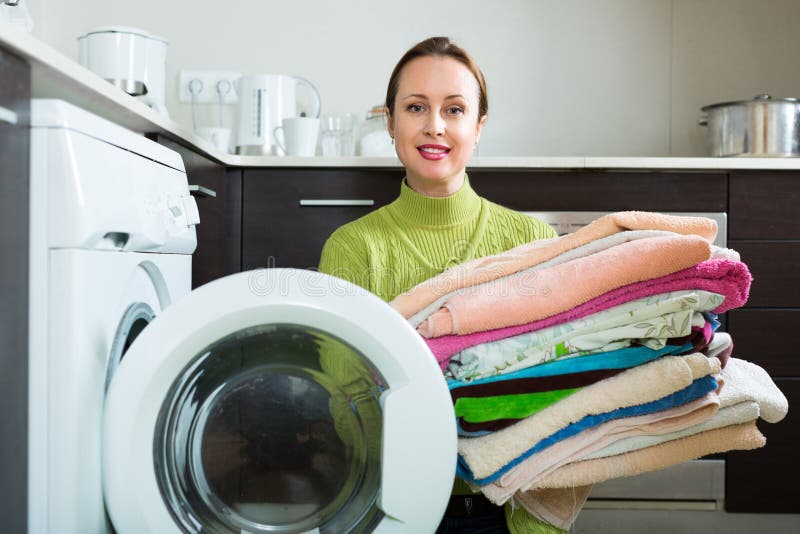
[513, 485, 593, 531]
[458, 353, 720, 481]
[417, 234, 711, 338]
[533, 421, 765, 488]
[391, 211, 718, 320]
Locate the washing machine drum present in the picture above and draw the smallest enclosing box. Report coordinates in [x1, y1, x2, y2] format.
[103, 269, 456, 534]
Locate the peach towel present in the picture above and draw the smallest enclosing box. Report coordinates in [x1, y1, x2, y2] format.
[391, 211, 718, 319]
[532, 421, 765, 488]
[418, 234, 711, 338]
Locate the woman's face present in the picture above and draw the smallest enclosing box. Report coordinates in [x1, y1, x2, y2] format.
[388, 56, 487, 197]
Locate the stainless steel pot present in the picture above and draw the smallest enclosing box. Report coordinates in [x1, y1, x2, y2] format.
[700, 94, 800, 157]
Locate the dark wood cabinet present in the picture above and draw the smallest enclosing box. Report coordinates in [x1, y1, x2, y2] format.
[469, 170, 727, 212]
[0, 45, 30, 534]
[242, 168, 402, 270]
[726, 379, 800, 513]
[725, 171, 800, 513]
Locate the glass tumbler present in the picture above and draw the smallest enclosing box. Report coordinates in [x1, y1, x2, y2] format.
[321, 113, 356, 156]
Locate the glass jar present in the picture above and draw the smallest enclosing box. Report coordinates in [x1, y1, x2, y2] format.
[357, 106, 395, 157]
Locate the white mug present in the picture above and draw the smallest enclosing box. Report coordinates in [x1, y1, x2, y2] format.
[196, 127, 232, 153]
[273, 117, 320, 157]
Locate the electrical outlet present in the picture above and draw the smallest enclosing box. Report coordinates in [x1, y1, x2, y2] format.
[178, 70, 241, 104]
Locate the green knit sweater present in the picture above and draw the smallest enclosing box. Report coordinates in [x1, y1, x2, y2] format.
[318, 176, 563, 534]
[319, 177, 557, 301]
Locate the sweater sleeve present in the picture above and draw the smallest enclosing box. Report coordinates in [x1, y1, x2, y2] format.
[318, 229, 371, 292]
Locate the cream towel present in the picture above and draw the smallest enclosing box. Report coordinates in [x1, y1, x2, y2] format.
[578, 357, 787, 460]
[392, 211, 718, 320]
[458, 353, 720, 481]
[533, 421, 765, 488]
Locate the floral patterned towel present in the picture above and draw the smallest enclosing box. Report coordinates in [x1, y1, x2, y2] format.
[447, 290, 723, 382]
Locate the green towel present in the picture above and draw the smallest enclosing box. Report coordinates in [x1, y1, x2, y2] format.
[454, 387, 581, 422]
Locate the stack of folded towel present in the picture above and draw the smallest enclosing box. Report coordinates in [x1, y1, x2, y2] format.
[390, 211, 789, 530]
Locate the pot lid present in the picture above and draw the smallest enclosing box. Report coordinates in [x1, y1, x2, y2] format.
[78, 26, 168, 43]
[701, 94, 799, 111]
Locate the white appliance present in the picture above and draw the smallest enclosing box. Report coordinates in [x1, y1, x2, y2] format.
[28, 99, 198, 533]
[103, 268, 457, 533]
[29, 100, 455, 533]
[235, 74, 321, 156]
[78, 27, 170, 117]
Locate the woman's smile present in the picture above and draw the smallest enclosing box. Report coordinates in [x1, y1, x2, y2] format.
[417, 144, 451, 160]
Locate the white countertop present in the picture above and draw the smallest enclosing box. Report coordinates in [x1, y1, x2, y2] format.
[4, 21, 800, 171]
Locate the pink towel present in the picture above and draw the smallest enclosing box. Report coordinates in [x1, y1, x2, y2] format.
[427, 259, 750, 365]
[418, 235, 711, 338]
[392, 211, 718, 319]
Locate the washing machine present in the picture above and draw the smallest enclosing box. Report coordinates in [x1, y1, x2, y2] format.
[28, 99, 197, 533]
[28, 100, 456, 534]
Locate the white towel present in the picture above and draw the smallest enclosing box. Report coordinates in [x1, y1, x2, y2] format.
[717, 357, 788, 421]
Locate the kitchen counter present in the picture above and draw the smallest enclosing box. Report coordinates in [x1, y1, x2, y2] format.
[4, 20, 800, 171]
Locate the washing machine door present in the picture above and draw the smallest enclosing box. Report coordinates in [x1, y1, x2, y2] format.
[103, 269, 456, 534]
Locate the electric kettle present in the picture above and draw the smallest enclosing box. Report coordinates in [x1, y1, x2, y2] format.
[235, 74, 321, 156]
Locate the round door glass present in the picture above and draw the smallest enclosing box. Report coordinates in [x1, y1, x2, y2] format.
[154, 324, 386, 533]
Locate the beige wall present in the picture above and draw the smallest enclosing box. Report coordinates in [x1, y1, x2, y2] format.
[28, 0, 800, 156]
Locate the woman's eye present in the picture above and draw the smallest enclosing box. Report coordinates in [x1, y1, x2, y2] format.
[407, 104, 424, 113]
[447, 106, 464, 115]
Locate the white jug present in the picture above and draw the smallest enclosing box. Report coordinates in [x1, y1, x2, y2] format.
[235, 74, 321, 156]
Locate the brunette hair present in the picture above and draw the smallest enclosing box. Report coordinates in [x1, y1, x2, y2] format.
[385, 36, 488, 121]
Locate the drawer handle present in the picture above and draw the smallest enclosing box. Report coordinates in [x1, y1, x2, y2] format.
[0, 105, 18, 125]
[299, 199, 375, 207]
[188, 184, 217, 198]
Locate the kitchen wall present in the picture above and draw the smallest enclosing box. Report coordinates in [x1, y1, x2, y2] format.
[28, 0, 800, 157]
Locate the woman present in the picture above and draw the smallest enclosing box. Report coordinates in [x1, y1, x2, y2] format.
[319, 37, 561, 533]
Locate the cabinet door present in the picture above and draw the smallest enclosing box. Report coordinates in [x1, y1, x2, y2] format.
[726, 379, 799, 513]
[242, 169, 401, 270]
[729, 172, 800, 239]
[726, 171, 800, 513]
[0, 46, 30, 534]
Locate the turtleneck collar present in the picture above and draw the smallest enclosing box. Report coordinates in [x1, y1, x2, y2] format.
[390, 175, 482, 227]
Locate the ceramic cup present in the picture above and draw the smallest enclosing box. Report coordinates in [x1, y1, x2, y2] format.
[196, 127, 231, 153]
[273, 117, 320, 157]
